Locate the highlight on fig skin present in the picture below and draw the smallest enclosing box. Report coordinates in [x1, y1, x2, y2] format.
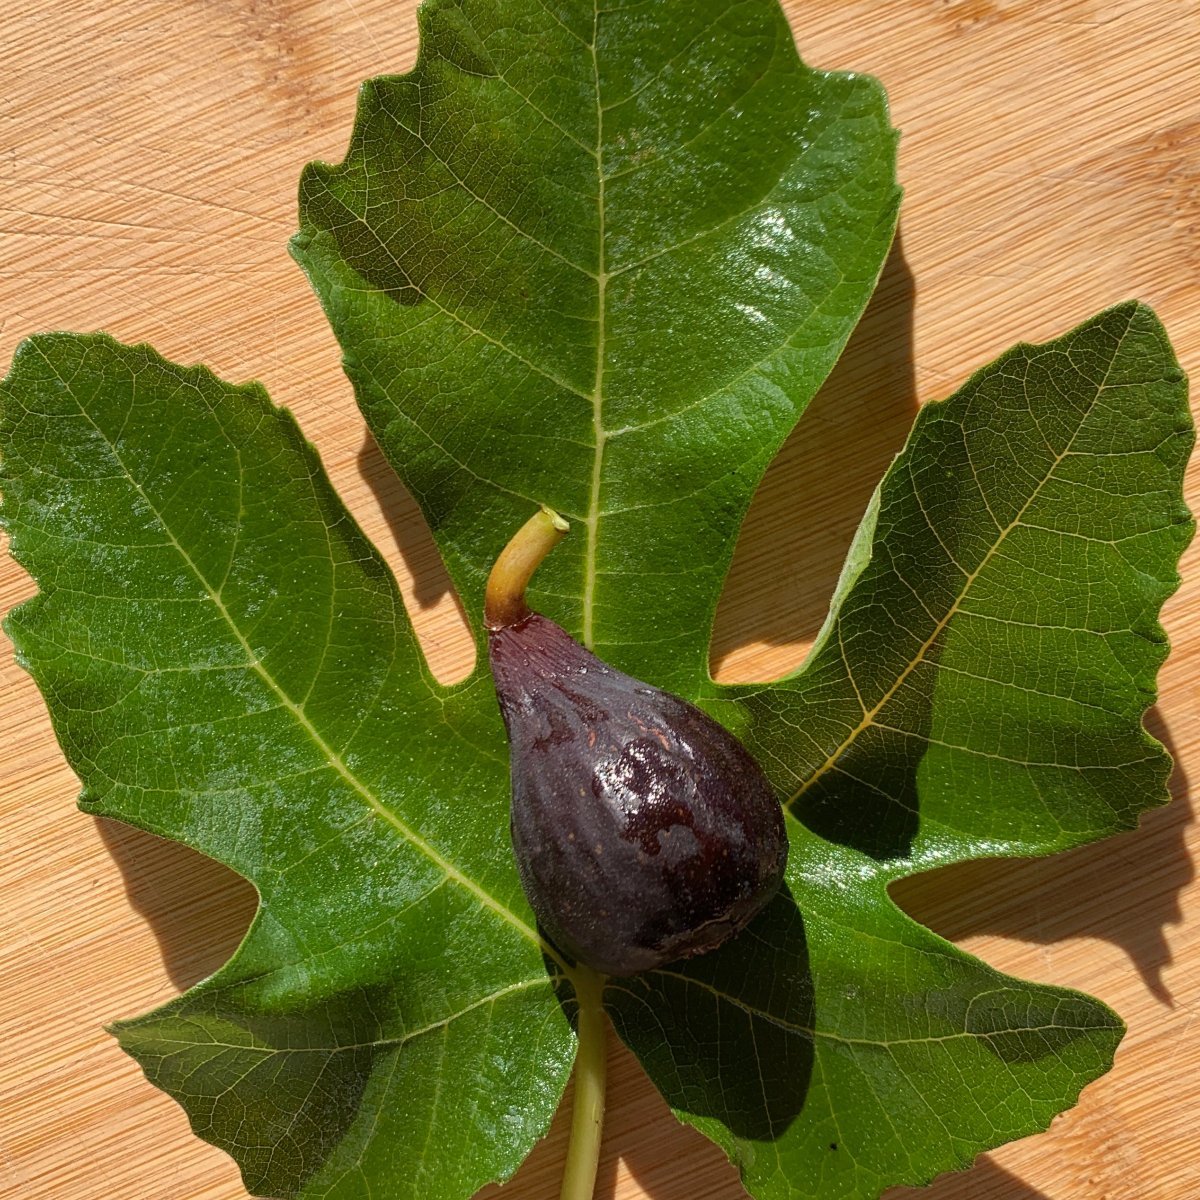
[486, 506, 788, 977]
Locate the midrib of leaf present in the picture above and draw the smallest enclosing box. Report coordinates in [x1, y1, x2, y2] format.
[190, 976, 547, 1058]
[41, 345, 553, 966]
[785, 311, 1135, 809]
[615, 970, 1078, 1051]
[582, 0, 605, 652]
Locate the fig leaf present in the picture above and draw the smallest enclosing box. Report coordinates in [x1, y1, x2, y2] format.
[0, 2, 1191, 1200]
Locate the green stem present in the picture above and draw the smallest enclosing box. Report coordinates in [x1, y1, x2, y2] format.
[484, 505, 569, 629]
[559, 967, 608, 1200]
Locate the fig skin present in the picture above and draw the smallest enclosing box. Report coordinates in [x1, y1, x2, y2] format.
[489, 611, 788, 977]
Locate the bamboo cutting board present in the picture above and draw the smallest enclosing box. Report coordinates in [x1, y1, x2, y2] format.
[2, 2, 1198, 1198]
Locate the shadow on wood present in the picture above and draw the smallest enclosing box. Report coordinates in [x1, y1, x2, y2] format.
[601, 1086, 1055, 1200]
[711, 231, 918, 679]
[477, 1034, 748, 1200]
[885, 1156, 1051, 1199]
[95, 816, 257, 992]
[357, 427, 464, 612]
[890, 706, 1192, 1005]
[594, 1039, 745, 1200]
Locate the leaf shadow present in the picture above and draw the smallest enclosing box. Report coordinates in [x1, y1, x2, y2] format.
[357, 428, 464, 611]
[889, 706, 1192, 1005]
[95, 816, 257, 991]
[593, 1039, 748, 1200]
[609, 1140, 1057, 1199]
[883, 1156, 1053, 1199]
[710, 230, 918, 673]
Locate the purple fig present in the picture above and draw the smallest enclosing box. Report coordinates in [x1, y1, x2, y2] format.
[485, 507, 788, 977]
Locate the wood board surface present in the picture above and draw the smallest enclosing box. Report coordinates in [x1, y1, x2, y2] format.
[1, 2, 1197, 1198]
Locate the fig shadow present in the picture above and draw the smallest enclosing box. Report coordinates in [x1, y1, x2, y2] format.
[599, 883, 813, 1138]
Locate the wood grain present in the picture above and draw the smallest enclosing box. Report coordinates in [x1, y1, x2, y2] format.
[2, 3, 1196, 1198]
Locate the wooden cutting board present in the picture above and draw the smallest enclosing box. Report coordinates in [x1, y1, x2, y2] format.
[2, 3, 1197, 1197]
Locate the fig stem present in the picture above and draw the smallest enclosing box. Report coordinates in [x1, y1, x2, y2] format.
[485, 505, 569, 629]
[560, 967, 608, 1200]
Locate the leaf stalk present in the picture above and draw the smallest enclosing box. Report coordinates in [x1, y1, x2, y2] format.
[559, 966, 608, 1200]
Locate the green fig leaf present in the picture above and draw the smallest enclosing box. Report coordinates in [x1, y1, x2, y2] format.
[0, 2, 1190, 1200]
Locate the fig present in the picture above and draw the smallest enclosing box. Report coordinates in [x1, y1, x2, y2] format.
[485, 507, 788, 977]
